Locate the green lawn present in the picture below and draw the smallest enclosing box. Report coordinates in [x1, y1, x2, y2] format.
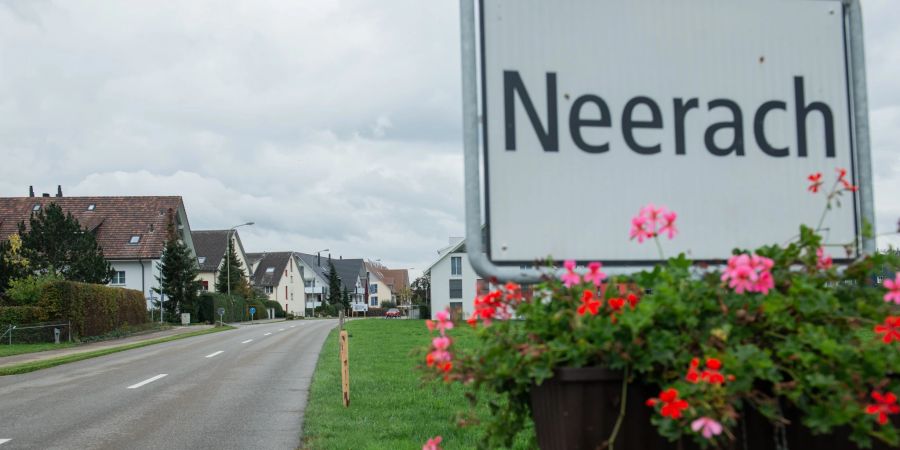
[302, 319, 532, 450]
[0, 342, 76, 358]
[0, 325, 235, 376]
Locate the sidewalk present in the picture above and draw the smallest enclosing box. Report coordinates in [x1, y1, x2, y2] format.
[227, 318, 286, 326]
[0, 324, 215, 368]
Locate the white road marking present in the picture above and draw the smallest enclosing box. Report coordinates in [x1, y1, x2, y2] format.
[128, 374, 168, 389]
[290, 325, 295, 328]
[264, 332, 272, 336]
[241, 339, 253, 344]
[0, 439, 11, 445]
[278, 328, 285, 331]
[205, 351, 224, 358]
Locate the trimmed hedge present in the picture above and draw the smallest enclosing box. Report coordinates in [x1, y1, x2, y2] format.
[198, 293, 273, 323]
[38, 281, 148, 338]
[264, 300, 285, 318]
[0, 306, 50, 325]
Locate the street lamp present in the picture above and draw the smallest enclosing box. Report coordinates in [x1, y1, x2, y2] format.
[226, 222, 254, 319]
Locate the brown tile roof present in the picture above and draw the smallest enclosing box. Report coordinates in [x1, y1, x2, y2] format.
[0, 196, 187, 260]
[380, 268, 410, 291]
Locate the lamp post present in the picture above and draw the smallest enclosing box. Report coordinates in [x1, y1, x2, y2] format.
[315, 248, 329, 309]
[226, 222, 254, 319]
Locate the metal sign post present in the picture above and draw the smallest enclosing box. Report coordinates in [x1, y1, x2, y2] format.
[217, 307, 225, 326]
[249, 307, 256, 323]
[461, 0, 875, 282]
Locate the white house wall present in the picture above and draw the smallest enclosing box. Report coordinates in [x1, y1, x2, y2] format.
[429, 251, 479, 320]
[109, 259, 162, 308]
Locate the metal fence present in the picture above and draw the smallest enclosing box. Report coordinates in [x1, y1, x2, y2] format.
[1, 321, 72, 345]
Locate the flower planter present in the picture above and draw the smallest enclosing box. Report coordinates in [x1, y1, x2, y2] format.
[531, 368, 900, 450]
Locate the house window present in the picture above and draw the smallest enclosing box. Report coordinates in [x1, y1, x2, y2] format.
[285, 286, 288, 300]
[200, 281, 209, 291]
[449, 279, 462, 299]
[129, 235, 141, 245]
[264, 286, 274, 294]
[111, 271, 126, 285]
[305, 280, 313, 287]
[451, 256, 462, 276]
[371, 296, 378, 306]
[370, 283, 377, 293]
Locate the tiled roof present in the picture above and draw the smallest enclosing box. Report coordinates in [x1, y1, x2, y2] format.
[380, 268, 410, 291]
[250, 252, 293, 287]
[192, 229, 248, 273]
[0, 196, 187, 260]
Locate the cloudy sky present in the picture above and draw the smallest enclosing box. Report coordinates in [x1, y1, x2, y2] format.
[0, 0, 898, 276]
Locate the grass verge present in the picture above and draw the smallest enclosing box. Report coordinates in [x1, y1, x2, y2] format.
[302, 319, 531, 450]
[0, 342, 77, 358]
[0, 325, 235, 376]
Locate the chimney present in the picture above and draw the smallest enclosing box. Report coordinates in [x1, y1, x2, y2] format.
[28, 186, 34, 197]
[340, 255, 343, 260]
[56, 185, 63, 197]
[42, 193, 50, 198]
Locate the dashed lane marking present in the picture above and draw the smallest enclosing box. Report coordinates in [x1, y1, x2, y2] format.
[128, 374, 167, 389]
[264, 332, 272, 336]
[241, 339, 253, 344]
[205, 351, 224, 358]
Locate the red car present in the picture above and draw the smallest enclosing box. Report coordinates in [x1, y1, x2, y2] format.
[384, 308, 401, 318]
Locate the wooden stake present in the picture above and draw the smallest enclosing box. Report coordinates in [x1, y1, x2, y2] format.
[340, 330, 350, 407]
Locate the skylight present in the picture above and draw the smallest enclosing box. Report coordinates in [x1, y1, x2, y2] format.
[198, 257, 207, 264]
[265, 267, 275, 273]
[129, 235, 141, 244]
[86, 204, 96, 211]
[32, 204, 41, 212]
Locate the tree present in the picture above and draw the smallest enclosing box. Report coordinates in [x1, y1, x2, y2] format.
[215, 238, 246, 295]
[18, 203, 112, 283]
[0, 234, 31, 294]
[154, 220, 200, 319]
[341, 286, 351, 312]
[411, 273, 431, 306]
[326, 259, 342, 307]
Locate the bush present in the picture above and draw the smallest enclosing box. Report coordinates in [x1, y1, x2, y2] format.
[0, 306, 50, 325]
[314, 304, 339, 317]
[380, 301, 398, 310]
[6, 274, 63, 306]
[264, 300, 285, 318]
[197, 293, 276, 323]
[38, 281, 148, 338]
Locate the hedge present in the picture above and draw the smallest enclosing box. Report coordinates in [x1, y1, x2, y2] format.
[264, 300, 285, 318]
[198, 293, 273, 323]
[0, 306, 50, 326]
[38, 281, 148, 338]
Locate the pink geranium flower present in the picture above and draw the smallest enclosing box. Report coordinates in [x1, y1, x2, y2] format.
[423, 436, 443, 450]
[631, 204, 678, 243]
[583, 262, 607, 287]
[561, 260, 581, 288]
[691, 417, 723, 439]
[659, 211, 678, 239]
[884, 273, 900, 305]
[816, 247, 833, 270]
[722, 253, 774, 295]
[432, 336, 450, 351]
[629, 215, 652, 243]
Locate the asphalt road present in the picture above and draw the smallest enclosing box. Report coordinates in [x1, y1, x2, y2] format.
[0, 319, 338, 450]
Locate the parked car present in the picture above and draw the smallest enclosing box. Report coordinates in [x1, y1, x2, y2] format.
[385, 308, 401, 318]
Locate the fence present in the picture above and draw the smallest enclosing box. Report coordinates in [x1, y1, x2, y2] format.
[1, 321, 72, 345]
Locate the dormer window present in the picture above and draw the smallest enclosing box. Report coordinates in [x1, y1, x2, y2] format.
[128, 235, 141, 245]
[198, 257, 207, 264]
[32, 204, 41, 212]
[86, 204, 96, 211]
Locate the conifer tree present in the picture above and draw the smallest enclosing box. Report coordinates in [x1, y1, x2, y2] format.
[326, 259, 342, 307]
[215, 238, 246, 295]
[341, 286, 351, 311]
[18, 203, 112, 283]
[154, 219, 200, 319]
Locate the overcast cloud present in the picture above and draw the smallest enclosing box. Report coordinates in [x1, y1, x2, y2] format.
[0, 0, 898, 276]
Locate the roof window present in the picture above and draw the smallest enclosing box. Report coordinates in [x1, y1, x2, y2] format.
[198, 257, 207, 264]
[86, 204, 96, 211]
[32, 204, 41, 212]
[265, 267, 275, 273]
[129, 235, 141, 245]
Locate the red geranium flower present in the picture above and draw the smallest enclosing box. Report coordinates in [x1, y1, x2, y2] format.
[866, 391, 900, 425]
[686, 358, 701, 383]
[875, 316, 900, 344]
[627, 293, 639, 308]
[808, 172, 823, 193]
[658, 388, 690, 419]
[577, 291, 603, 316]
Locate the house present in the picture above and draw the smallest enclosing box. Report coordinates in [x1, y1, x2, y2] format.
[330, 257, 368, 306]
[423, 238, 484, 321]
[294, 252, 331, 312]
[247, 252, 306, 316]
[365, 261, 393, 308]
[191, 229, 251, 292]
[0, 188, 197, 305]
[379, 268, 410, 304]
